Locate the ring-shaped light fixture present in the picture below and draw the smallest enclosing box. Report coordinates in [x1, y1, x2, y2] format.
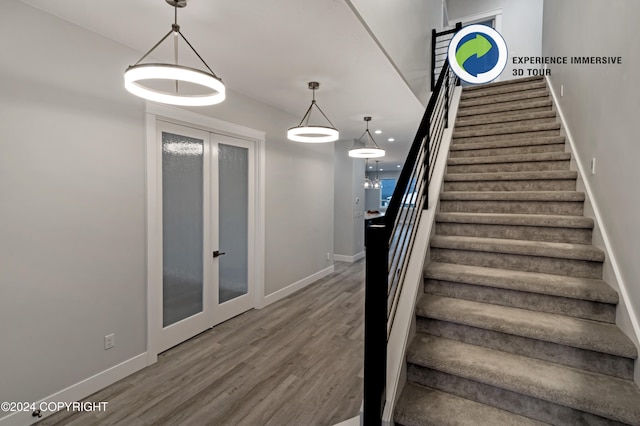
[349, 116, 385, 158]
[287, 126, 340, 143]
[124, 0, 225, 106]
[125, 64, 225, 106]
[349, 148, 386, 158]
[288, 82, 339, 143]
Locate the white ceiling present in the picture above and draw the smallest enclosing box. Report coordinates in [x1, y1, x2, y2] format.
[20, 0, 426, 169]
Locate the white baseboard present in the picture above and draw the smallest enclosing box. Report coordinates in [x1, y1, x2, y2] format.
[333, 251, 365, 263]
[546, 76, 640, 384]
[262, 265, 335, 307]
[0, 353, 148, 426]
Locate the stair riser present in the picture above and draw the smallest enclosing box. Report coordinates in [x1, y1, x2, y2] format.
[435, 222, 592, 244]
[454, 124, 560, 140]
[461, 82, 547, 100]
[453, 129, 561, 144]
[460, 97, 550, 113]
[449, 143, 566, 158]
[407, 365, 627, 426]
[430, 248, 603, 279]
[447, 160, 570, 174]
[418, 319, 629, 378]
[424, 279, 616, 323]
[459, 92, 550, 109]
[439, 200, 584, 216]
[444, 179, 576, 192]
[458, 104, 552, 119]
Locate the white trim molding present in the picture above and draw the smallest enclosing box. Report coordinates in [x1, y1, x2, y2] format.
[262, 265, 335, 307]
[334, 252, 365, 263]
[449, 8, 503, 33]
[546, 77, 640, 384]
[0, 353, 147, 426]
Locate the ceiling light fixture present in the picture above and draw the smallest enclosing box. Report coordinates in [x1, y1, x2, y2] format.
[373, 160, 383, 189]
[124, 0, 225, 106]
[287, 82, 339, 143]
[348, 117, 385, 158]
[364, 159, 373, 189]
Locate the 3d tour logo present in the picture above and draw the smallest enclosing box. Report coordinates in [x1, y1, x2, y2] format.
[448, 24, 508, 85]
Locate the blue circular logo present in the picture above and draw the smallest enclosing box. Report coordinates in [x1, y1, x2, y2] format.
[448, 25, 508, 84]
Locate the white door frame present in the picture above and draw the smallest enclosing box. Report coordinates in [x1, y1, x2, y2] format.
[145, 103, 266, 364]
[449, 8, 503, 33]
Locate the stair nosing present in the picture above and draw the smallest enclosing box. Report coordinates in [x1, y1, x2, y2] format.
[450, 136, 566, 151]
[444, 170, 577, 182]
[453, 123, 561, 139]
[407, 334, 640, 424]
[447, 152, 570, 166]
[430, 235, 605, 262]
[395, 383, 548, 426]
[435, 212, 593, 229]
[440, 190, 585, 202]
[424, 262, 618, 304]
[417, 294, 636, 358]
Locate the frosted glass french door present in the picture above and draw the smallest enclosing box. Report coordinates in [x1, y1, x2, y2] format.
[156, 122, 254, 353]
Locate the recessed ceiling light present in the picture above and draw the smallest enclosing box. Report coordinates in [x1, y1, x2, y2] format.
[397, 165, 401, 168]
[388, 138, 395, 142]
[380, 168, 384, 171]
[369, 166, 373, 169]
[374, 130, 382, 134]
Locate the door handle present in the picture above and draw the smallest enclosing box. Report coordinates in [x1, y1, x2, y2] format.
[213, 250, 226, 258]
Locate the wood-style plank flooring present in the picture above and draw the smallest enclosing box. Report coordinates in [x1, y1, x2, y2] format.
[39, 261, 365, 426]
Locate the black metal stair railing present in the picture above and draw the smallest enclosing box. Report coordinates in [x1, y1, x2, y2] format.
[431, 22, 462, 92]
[362, 56, 459, 425]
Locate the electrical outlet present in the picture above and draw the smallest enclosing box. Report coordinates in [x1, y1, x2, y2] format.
[104, 334, 115, 350]
[326, 252, 331, 261]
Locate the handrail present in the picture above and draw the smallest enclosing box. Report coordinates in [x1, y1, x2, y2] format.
[431, 22, 462, 91]
[362, 55, 459, 425]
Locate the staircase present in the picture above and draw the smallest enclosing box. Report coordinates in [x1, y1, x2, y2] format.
[394, 76, 640, 425]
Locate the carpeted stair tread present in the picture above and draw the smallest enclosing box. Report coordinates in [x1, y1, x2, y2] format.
[435, 212, 593, 229]
[445, 170, 577, 182]
[457, 100, 552, 118]
[453, 122, 560, 139]
[460, 81, 548, 100]
[450, 136, 566, 151]
[440, 191, 585, 202]
[424, 262, 618, 304]
[447, 151, 570, 166]
[394, 383, 547, 426]
[462, 76, 544, 92]
[431, 235, 604, 262]
[459, 90, 550, 109]
[455, 111, 556, 128]
[407, 335, 640, 425]
[417, 294, 636, 358]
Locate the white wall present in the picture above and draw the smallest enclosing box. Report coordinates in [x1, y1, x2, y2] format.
[0, 0, 334, 411]
[347, 0, 445, 105]
[334, 142, 365, 260]
[447, 0, 544, 81]
[542, 0, 640, 381]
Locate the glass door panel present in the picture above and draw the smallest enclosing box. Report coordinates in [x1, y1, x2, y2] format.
[218, 143, 249, 303]
[162, 131, 205, 327]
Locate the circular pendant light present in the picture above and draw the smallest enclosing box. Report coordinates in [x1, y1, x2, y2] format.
[288, 82, 339, 143]
[124, 0, 225, 106]
[349, 117, 385, 158]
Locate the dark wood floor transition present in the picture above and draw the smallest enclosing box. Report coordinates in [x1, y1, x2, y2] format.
[40, 261, 365, 426]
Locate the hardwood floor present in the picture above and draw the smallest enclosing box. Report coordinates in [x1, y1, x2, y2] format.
[39, 261, 365, 426]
